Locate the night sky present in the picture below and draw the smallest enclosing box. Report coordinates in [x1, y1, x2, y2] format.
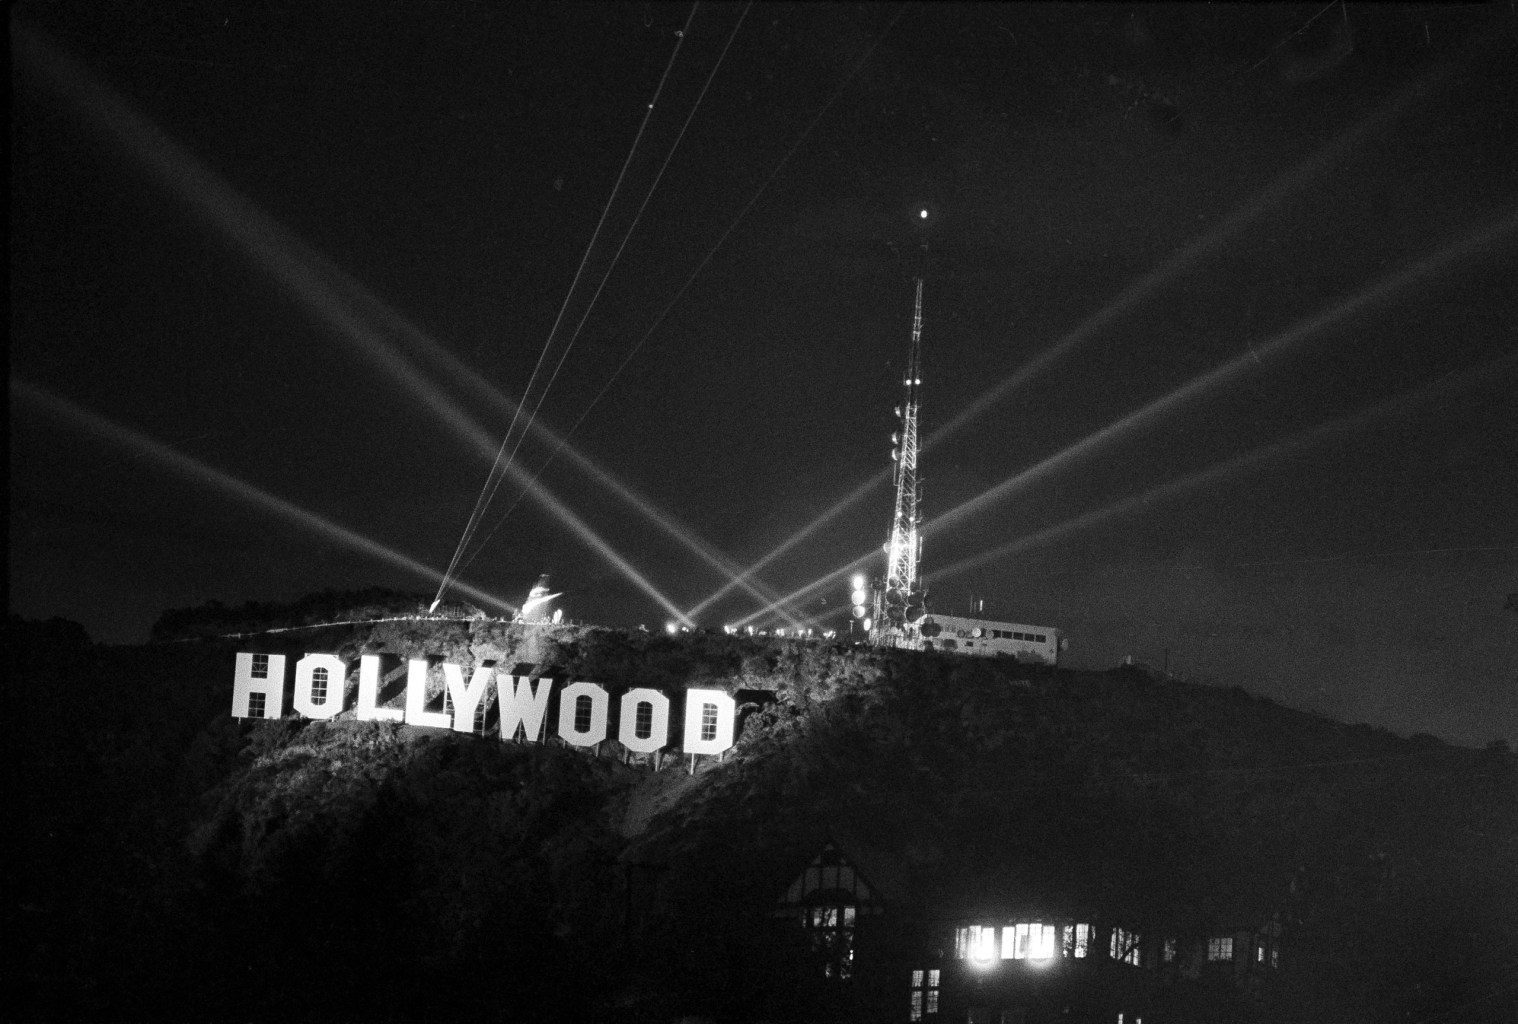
[10, 3, 1517, 746]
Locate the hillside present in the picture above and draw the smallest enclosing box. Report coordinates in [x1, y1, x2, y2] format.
[7, 605, 1516, 1023]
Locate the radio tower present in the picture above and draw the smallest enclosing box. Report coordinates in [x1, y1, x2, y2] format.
[873, 277, 927, 648]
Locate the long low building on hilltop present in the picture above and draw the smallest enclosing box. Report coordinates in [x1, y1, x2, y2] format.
[919, 614, 1066, 664]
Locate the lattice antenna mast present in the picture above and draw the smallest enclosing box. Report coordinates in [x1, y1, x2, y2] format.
[875, 277, 926, 646]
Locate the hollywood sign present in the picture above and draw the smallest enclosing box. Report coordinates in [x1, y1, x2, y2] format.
[230, 652, 736, 755]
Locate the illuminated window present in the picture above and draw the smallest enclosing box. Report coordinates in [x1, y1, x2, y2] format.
[311, 667, 328, 703]
[806, 903, 856, 979]
[1257, 943, 1265, 964]
[574, 694, 594, 733]
[955, 924, 997, 962]
[909, 968, 939, 1019]
[1002, 922, 1056, 959]
[1111, 926, 1142, 966]
[635, 701, 654, 739]
[1062, 922, 1091, 958]
[1208, 937, 1234, 962]
[251, 653, 269, 678]
[1163, 938, 1177, 963]
[701, 704, 719, 742]
[247, 692, 266, 718]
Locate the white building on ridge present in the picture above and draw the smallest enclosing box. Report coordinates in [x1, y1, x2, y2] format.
[919, 613, 1065, 664]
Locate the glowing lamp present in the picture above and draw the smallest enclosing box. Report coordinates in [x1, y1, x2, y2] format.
[851, 573, 866, 590]
[919, 209, 929, 219]
[851, 588, 868, 606]
[972, 926, 996, 964]
[664, 622, 678, 635]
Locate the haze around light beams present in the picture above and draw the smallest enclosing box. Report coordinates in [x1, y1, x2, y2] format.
[734, 210, 1518, 626]
[927, 209, 1518, 539]
[929, 349, 1518, 583]
[687, 44, 1485, 622]
[12, 24, 698, 627]
[327, 277, 809, 630]
[11, 379, 518, 616]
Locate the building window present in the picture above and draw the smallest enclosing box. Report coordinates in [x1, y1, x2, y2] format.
[251, 653, 269, 679]
[1002, 922, 1056, 960]
[1163, 938, 1177, 963]
[955, 924, 997, 962]
[311, 667, 328, 703]
[807, 903, 856, 979]
[635, 700, 654, 739]
[701, 704, 719, 742]
[1111, 926, 1142, 966]
[1208, 937, 1234, 962]
[909, 968, 940, 1020]
[247, 692, 266, 718]
[574, 695, 594, 733]
[1035, 634, 1047, 642]
[1062, 922, 1091, 958]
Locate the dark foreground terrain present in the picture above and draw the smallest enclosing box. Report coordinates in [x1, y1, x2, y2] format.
[7, 594, 1516, 1022]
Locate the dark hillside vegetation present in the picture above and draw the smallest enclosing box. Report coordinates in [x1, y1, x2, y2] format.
[7, 597, 1516, 1023]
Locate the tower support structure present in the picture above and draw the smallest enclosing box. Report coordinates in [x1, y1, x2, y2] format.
[872, 278, 927, 648]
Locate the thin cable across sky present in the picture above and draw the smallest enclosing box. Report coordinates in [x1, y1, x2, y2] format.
[434, 3, 703, 610]
[13, 23, 700, 625]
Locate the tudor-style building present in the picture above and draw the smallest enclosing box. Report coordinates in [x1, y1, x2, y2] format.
[776, 843, 1285, 1024]
[772, 843, 888, 980]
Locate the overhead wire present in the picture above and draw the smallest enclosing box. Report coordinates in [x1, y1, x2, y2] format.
[454, 0, 756, 582]
[1244, 0, 1344, 76]
[12, 21, 693, 621]
[432, 2, 701, 611]
[478, 0, 914, 550]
